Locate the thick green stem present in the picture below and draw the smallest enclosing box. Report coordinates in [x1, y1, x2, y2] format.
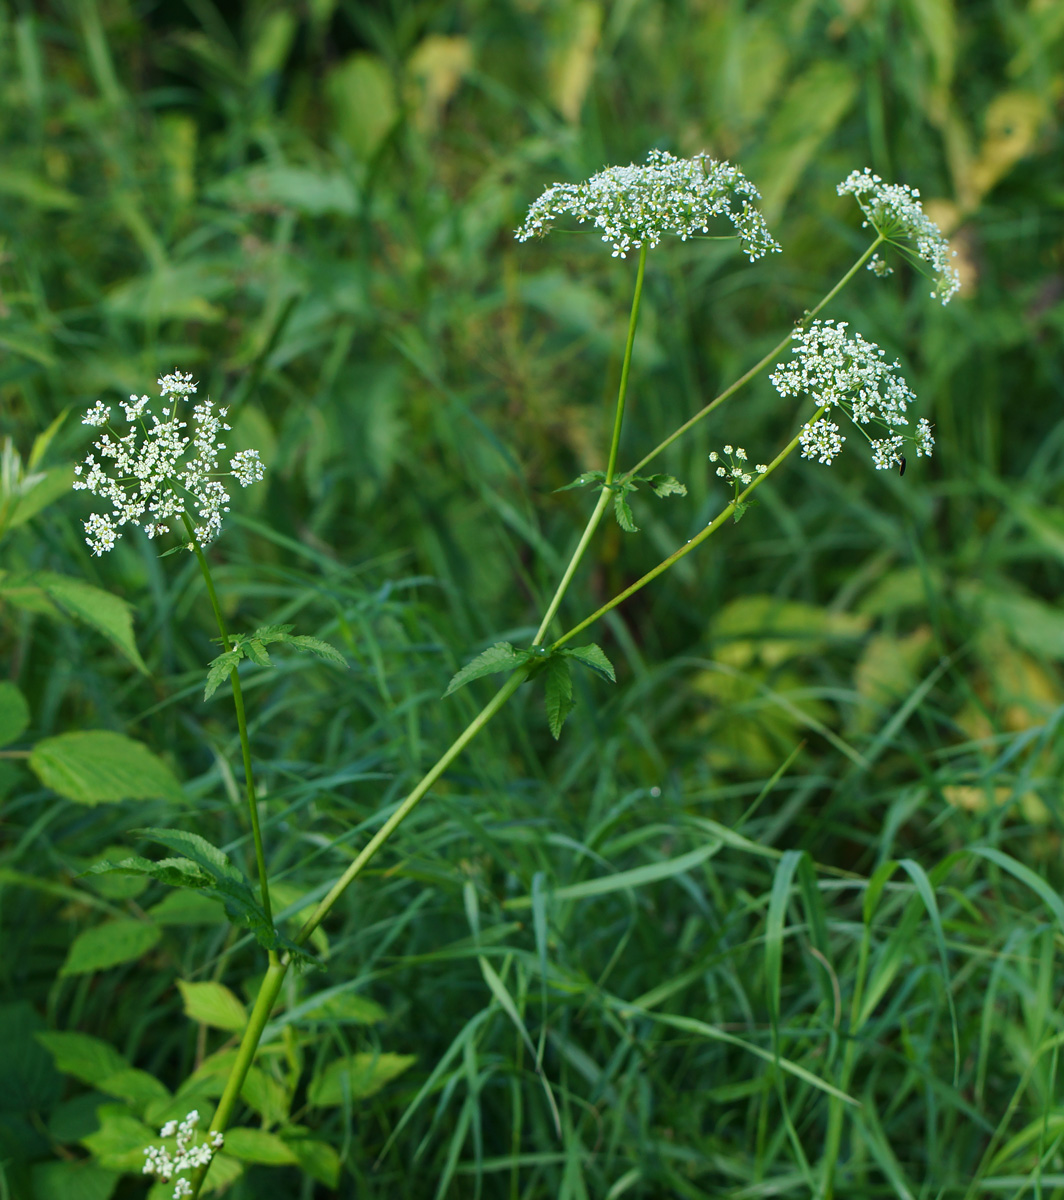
[532, 245, 647, 645]
[182, 513, 272, 926]
[623, 236, 883, 480]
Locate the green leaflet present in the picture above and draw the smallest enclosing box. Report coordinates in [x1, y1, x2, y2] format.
[445, 641, 615, 737]
[553, 470, 686, 533]
[205, 623, 346, 700]
[442, 641, 523, 697]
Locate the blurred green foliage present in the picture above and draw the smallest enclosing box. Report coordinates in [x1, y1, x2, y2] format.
[2, 0, 1064, 1196]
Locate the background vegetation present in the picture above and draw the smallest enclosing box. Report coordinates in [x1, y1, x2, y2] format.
[2, 0, 1064, 1196]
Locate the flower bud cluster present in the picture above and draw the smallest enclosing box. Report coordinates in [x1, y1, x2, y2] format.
[837, 169, 960, 304]
[516, 149, 781, 261]
[770, 320, 933, 469]
[142, 1110, 224, 1199]
[73, 372, 265, 555]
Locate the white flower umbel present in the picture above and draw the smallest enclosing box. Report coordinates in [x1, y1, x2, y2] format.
[837, 169, 960, 304]
[142, 1110, 224, 1200]
[770, 319, 932, 471]
[516, 149, 781, 261]
[709, 445, 769, 489]
[73, 372, 265, 555]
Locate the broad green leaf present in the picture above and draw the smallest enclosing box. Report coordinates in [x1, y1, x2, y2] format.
[0, 680, 29, 747]
[146, 889, 228, 926]
[326, 53, 398, 158]
[0, 572, 147, 672]
[544, 655, 574, 739]
[287, 1137, 341, 1188]
[298, 990, 387, 1025]
[444, 642, 522, 697]
[60, 919, 161, 976]
[613, 491, 638, 532]
[30, 1160, 119, 1200]
[36, 1032, 128, 1086]
[209, 164, 359, 217]
[223, 1126, 298, 1165]
[176, 980, 248, 1032]
[30, 731, 182, 805]
[80, 1105, 156, 1172]
[40, 573, 147, 672]
[308, 1052, 416, 1107]
[94, 1068, 171, 1116]
[239, 1066, 290, 1126]
[6, 465, 75, 531]
[562, 643, 616, 682]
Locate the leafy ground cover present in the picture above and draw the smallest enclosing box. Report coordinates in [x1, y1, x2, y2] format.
[2, 1, 1064, 1196]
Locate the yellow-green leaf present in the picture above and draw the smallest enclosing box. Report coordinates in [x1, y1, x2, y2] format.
[60, 919, 161, 976]
[176, 980, 248, 1032]
[30, 731, 182, 805]
[308, 1052, 416, 1107]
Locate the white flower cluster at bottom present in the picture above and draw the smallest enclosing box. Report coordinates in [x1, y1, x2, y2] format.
[142, 1110, 224, 1199]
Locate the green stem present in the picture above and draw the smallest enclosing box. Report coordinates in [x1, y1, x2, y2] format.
[532, 244, 647, 645]
[623, 236, 883, 481]
[201, 239, 879, 1167]
[553, 406, 829, 651]
[182, 513, 272, 926]
[604, 243, 647, 485]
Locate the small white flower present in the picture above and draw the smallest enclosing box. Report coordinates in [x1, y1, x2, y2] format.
[870, 433, 906, 470]
[771, 320, 931, 470]
[82, 401, 111, 427]
[142, 1109, 223, 1198]
[710, 445, 763, 495]
[800, 419, 846, 465]
[73, 374, 265, 555]
[516, 149, 781, 261]
[838, 168, 960, 304]
[755, 464, 768, 475]
[915, 416, 935, 457]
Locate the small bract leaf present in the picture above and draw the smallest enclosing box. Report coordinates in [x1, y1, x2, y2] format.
[544, 656, 574, 740]
[613, 492, 638, 532]
[443, 642, 522, 697]
[562, 643, 616, 682]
